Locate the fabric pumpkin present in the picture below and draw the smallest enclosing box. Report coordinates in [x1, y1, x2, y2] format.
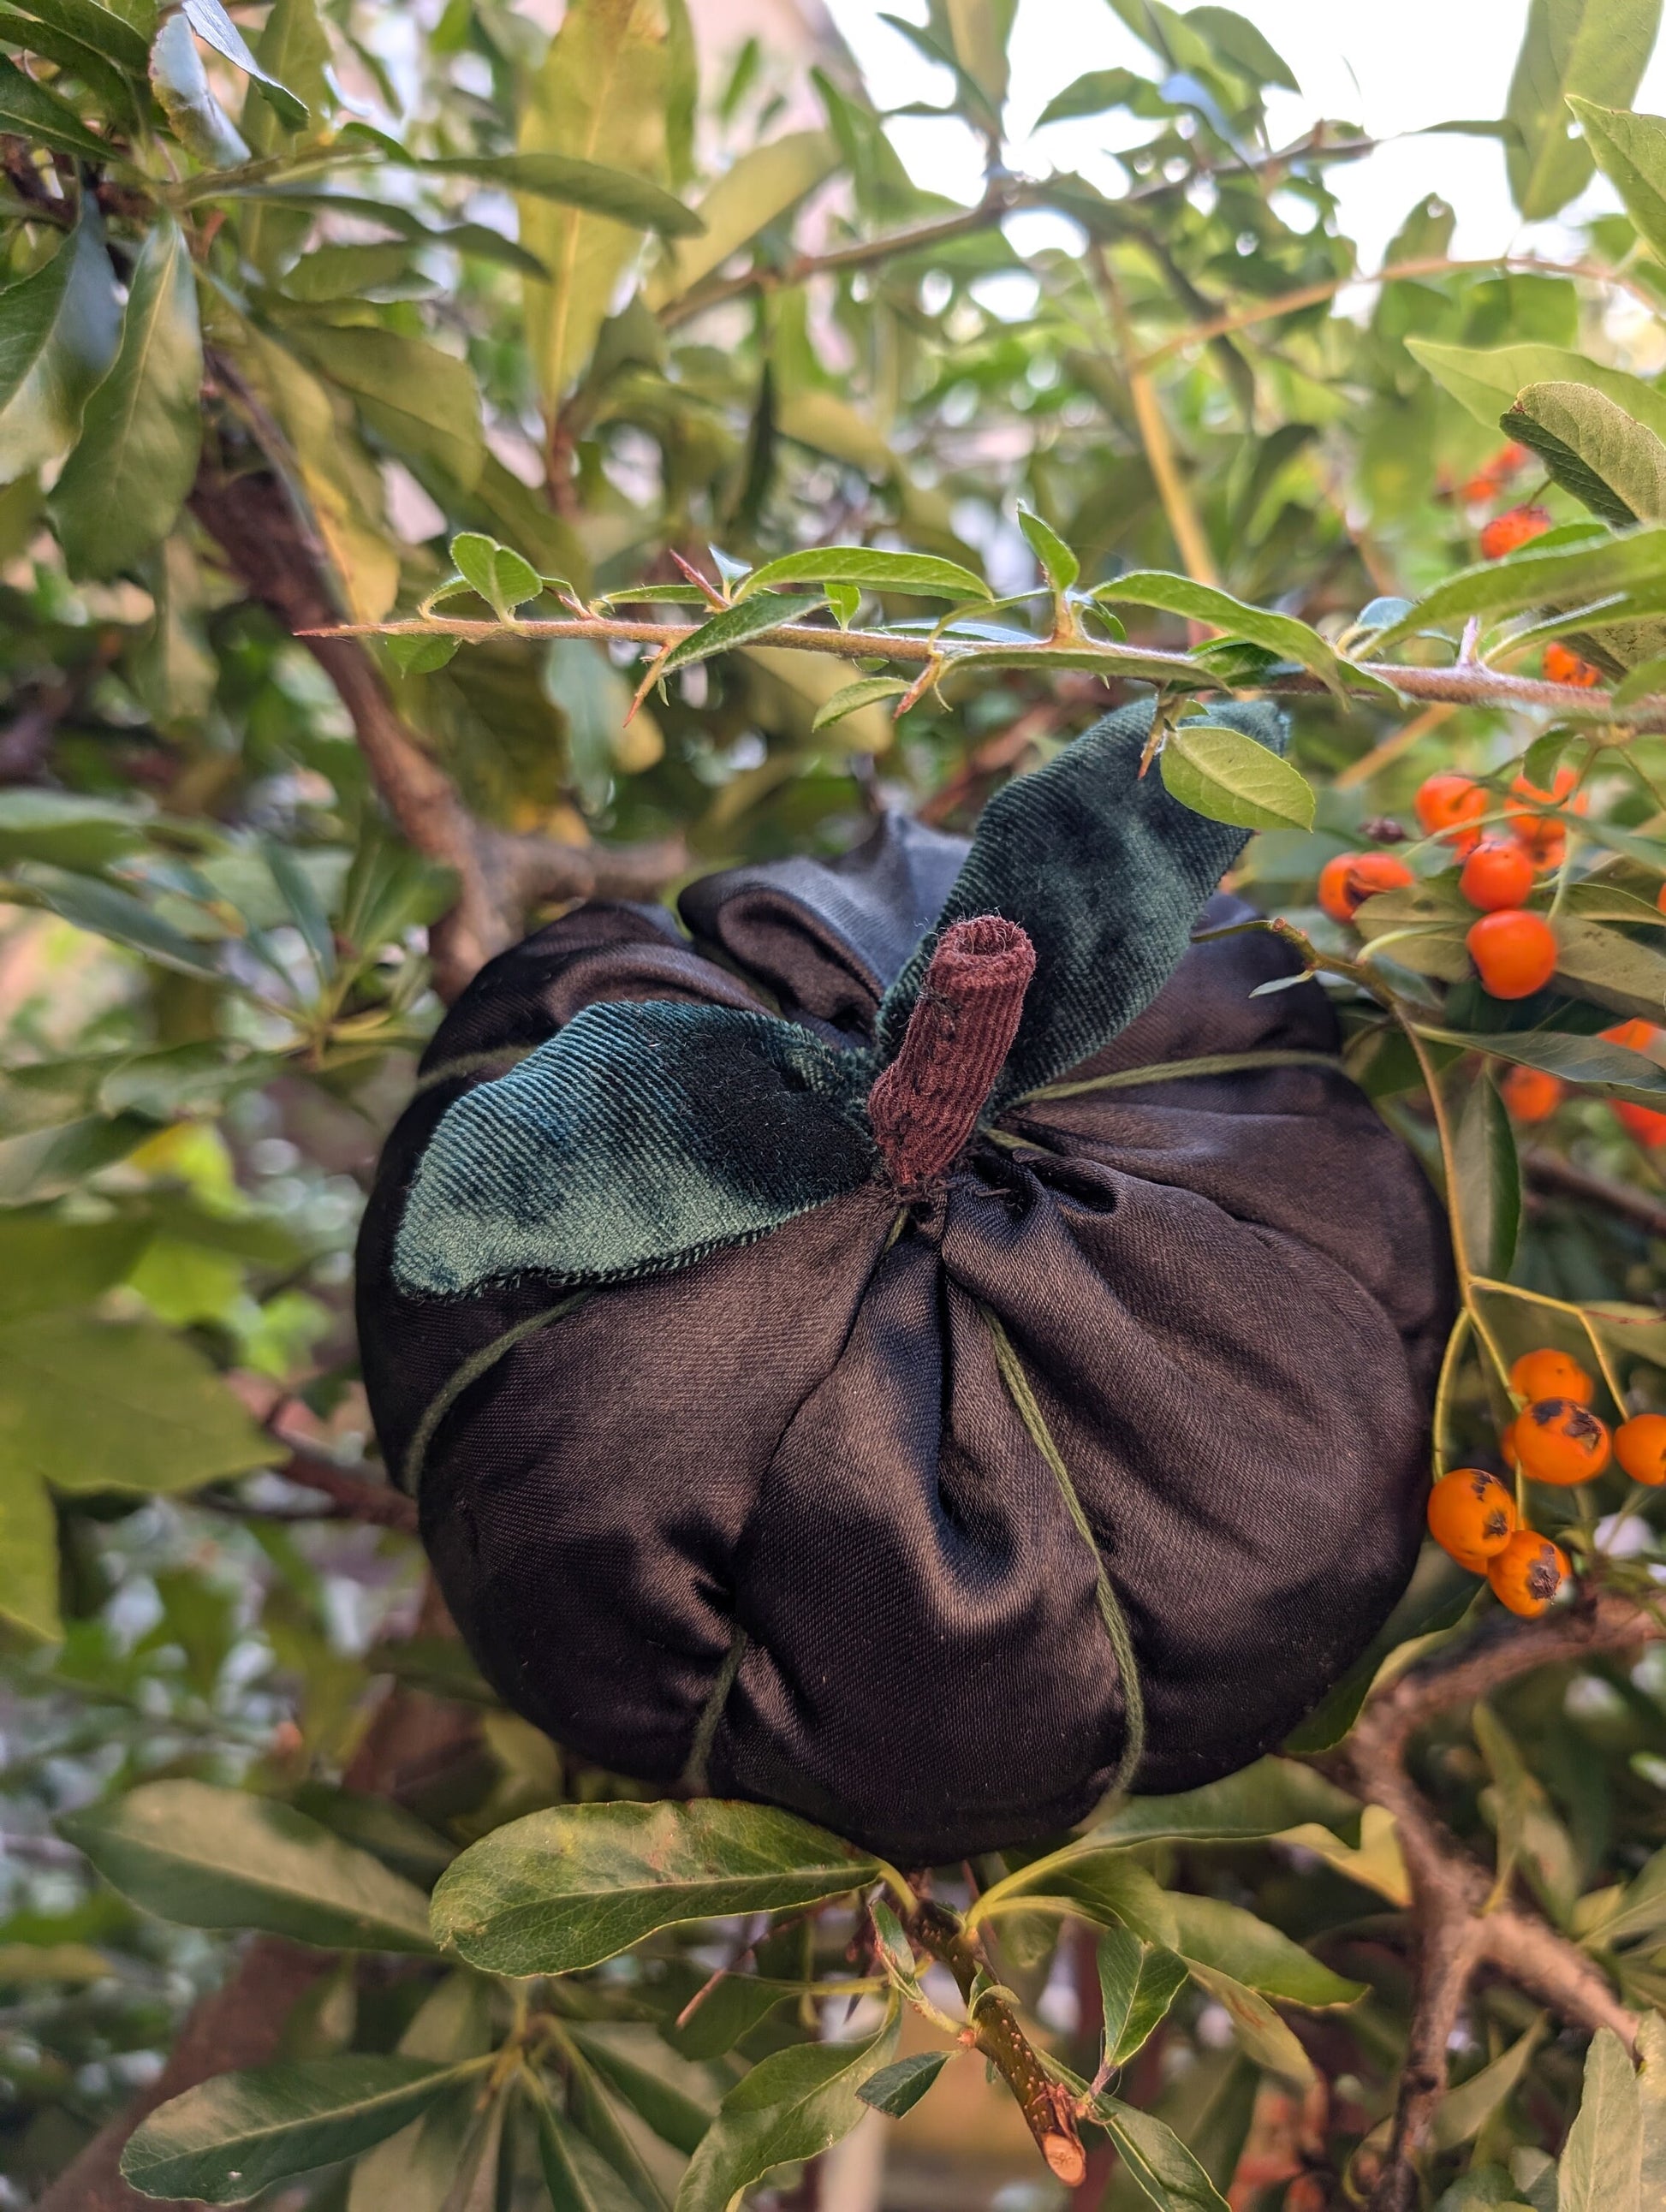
[357, 699, 1453, 1864]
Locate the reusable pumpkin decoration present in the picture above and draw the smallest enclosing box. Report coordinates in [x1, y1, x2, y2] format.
[357, 699, 1453, 1864]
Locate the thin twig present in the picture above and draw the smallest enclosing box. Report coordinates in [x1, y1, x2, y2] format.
[1523, 1151, 1666, 1240]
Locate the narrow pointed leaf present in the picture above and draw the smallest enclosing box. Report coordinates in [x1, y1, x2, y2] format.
[1368, 526, 1666, 651]
[651, 592, 820, 681]
[1095, 571, 1348, 699]
[858, 2052, 950, 2119]
[60, 1780, 437, 1951]
[23, 0, 152, 71]
[1455, 1070, 1522, 1278]
[1017, 504, 1080, 592]
[1097, 1926, 1188, 2068]
[426, 152, 701, 236]
[674, 2019, 900, 2212]
[1425, 1025, 1666, 1106]
[738, 546, 989, 601]
[0, 204, 120, 481]
[182, 0, 307, 127]
[812, 676, 908, 729]
[1560, 2027, 1642, 2212]
[537, 2100, 651, 2212]
[120, 2057, 478, 2204]
[1095, 2097, 1231, 2212]
[0, 51, 114, 154]
[1502, 382, 1666, 527]
[52, 216, 202, 576]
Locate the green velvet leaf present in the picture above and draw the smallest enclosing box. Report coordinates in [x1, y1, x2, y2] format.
[395, 1002, 873, 1296]
[875, 697, 1291, 1108]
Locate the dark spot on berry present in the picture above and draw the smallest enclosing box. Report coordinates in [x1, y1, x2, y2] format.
[1483, 1509, 1508, 1541]
[1526, 1551, 1561, 1601]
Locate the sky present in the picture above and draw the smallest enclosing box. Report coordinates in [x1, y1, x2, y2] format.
[821, 0, 1666, 271]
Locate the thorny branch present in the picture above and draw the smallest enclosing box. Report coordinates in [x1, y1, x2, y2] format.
[304, 610, 1666, 734]
[1344, 1588, 1663, 2212]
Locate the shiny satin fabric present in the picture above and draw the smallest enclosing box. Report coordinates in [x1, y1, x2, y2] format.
[358, 807, 1453, 1864]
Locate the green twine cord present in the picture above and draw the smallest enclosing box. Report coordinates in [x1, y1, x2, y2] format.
[1018, 1048, 1342, 1103]
[682, 1626, 750, 1794]
[980, 1303, 1146, 1808]
[402, 1293, 589, 1497]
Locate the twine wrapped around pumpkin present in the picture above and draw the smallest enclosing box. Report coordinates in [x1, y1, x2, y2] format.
[357, 698, 1453, 1863]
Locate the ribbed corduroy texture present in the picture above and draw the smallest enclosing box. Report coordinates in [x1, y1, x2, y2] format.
[867, 917, 1036, 1186]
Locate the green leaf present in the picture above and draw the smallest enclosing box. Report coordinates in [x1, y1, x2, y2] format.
[348, 2081, 487, 2212]
[52, 217, 202, 577]
[1560, 2027, 1642, 2212]
[387, 633, 461, 676]
[0, 49, 116, 155]
[1094, 2096, 1231, 2212]
[15, 861, 226, 977]
[0, 1209, 150, 1321]
[738, 545, 990, 601]
[1368, 526, 1666, 651]
[1639, 2011, 1666, 2207]
[1432, 2019, 1546, 2150]
[1427, 1025, 1666, 1106]
[1408, 340, 1666, 446]
[514, 0, 698, 407]
[1038, 66, 1148, 124]
[858, 2052, 950, 2119]
[1569, 98, 1666, 263]
[811, 676, 907, 731]
[1095, 571, 1349, 700]
[649, 592, 817, 681]
[431, 1800, 881, 1977]
[1614, 651, 1666, 705]
[0, 1114, 155, 1204]
[1504, 0, 1661, 218]
[59, 1780, 437, 1951]
[120, 2056, 477, 2204]
[1017, 503, 1080, 592]
[181, 0, 307, 128]
[1096, 1925, 1188, 2068]
[1181, 1965, 1315, 2087]
[674, 2017, 900, 2212]
[1166, 1894, 1366, 2008]
[1455, 1070, 1522, 1278]
[1502, 382, 1666, 527]
[294, 325, 484, 493]
[1550, 914, 1666, 1022]
[568, 2028, 716, 2155]
[0, 1470, 61, 1642]
[0, 205, 120, 484]
[428, 152, 702, 237]
[149, 9, 249, 166]
[0, 8, 134, 110]
[1187, 7, 1299, 90]
[1161, 721, 1317, 832]
[21, 0, 152, 70]
[536, 2099, 651, 2212]
[1086, 1757, 1362, 1848]
[648, 128, 838, 305]
[0, 1309, 270, 1495]
[448, 532, 543, 621]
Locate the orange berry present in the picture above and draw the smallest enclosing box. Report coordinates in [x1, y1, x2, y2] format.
[1479, 504, 1553, 560]
[1414, 773, 1489, 856]
[1459, 838, 1536, 913]
[1467, 909, 1558, 999]
[1543, 641, 1602, 687]
[1657, 882, 1666, 918]
[1514, 1397, 1610, 1484]
[1427, 1468, 1518, 1571]
[1500, 1065, 1565, 1122]
[1615, 1100, 1666, 1148]
[1317, 850, 1416, 925]
[1615, 1413, 1666, 1486]
[1488, 1529, 1570, 1617]
[1506, 764, 1586, 869]
[1510, 1348, 1594, 1406]
[1603, 1019, 1657, 1055]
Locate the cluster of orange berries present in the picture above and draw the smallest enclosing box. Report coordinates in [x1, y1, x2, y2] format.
[1318, 766, 1582, 999]
[1426, 1347, 1666, 1615]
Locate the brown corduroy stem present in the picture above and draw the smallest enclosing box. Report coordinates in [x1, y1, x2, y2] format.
[867, 916, 1035, 1188]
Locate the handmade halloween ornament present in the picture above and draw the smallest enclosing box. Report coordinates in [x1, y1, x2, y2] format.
[358, 699, 1453, 1864]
